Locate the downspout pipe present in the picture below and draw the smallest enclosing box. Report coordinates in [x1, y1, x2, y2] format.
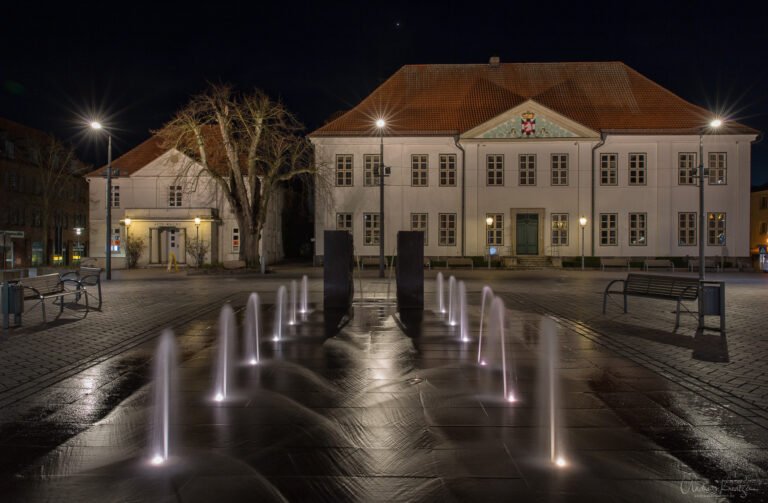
[591, 132, 607, 256]
[454, 135, 466, 256]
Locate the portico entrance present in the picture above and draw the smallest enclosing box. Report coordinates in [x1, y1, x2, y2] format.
[149, 226, 186, 264]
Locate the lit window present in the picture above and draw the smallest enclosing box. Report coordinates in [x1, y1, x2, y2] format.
[486, 213, 503, 246]
[439, 213, 456, 246]
[364, 213, 380, 245]
[364, 154, 380, 187]
[629, 213, 647, 246]
[336, 213, 353, 231]
[707, 212, 726, 245]
[551, 213, 568, 246]
[169, 185, 182, 207]
[708, 153, 727, 185]
[439, 154, 456, 186]
[519, 154, 536, 185]
[600, 154, 618, 185]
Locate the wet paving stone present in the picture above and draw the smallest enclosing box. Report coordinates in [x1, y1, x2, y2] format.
[1, 272, 768, 501]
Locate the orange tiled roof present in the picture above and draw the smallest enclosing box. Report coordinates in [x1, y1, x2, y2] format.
[85, 135, 166, 177]
[311, 62, 757, 137]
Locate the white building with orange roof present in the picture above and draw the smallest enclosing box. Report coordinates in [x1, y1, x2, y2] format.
[85, 137, 284, 269]
[310, 59, 758, 265]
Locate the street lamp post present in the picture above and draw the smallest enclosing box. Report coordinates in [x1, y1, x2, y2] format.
[698, 118, 723, 283]
[90, 121, 113, 280]
[376, 119, 386, 278]
[579, 217, 587, 271]
[74, 227, 83, 262]
[194, 217, 201, 242]
[486, 216, 494, 269]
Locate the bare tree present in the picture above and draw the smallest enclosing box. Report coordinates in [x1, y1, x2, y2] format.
[25, 135, 78, 266]
[155, 84, 318, 267]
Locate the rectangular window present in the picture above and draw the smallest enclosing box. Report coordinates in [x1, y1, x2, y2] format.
[439, 154, 456, 186]
[168, 185, 182, 207]
[364, 154, 381, 187]
[111, 227, 121, 253]
[629, 213, 647, 246]
[600, 154, 618, 185]
[411, 154, 428, 186]
[678, 153, 696, 185]
[708, 212, 726, 245]
[439, 213, 456, 246]
[678, 212, 696, 246]
[363, 213, 380, 245]
[335, 154, 353, 186]
[551, 154, 568, 186]
[629, 153, 646, 185]
[410, 213, 428, 246]
[232, 228, 240, 253]
[486, 213, 503, 246]
[708, 152, 727, 184]
[760, 222, 768, 235]
[111, 185, 120, 208]
[336, 212, 352, 231]
[551, 213, 568, 246]
[600, 213, 617, 246]
[760, 196, 768, 210]
[486, 154, 504, 186]
[519, 154, 536, 185]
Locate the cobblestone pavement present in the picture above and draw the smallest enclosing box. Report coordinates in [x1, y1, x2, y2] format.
[1, 266, 768, 501]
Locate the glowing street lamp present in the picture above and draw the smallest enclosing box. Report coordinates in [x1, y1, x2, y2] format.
[376, 118, 386, 278]
[90, 121, 113, 280]
[698, 118, 724, 282]
[486, 216, 494, 269]
[579, 217, 588, 271]
[194, 216, 201, 241]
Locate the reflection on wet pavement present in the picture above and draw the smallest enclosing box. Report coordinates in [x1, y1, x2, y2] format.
[1, 297, 768, 502]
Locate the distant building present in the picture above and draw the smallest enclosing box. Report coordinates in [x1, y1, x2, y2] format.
[751, 184, 768, 254]
[310, 60, 759, 263]
[0, 117, 89, 269]
[84, 137, 283, 268]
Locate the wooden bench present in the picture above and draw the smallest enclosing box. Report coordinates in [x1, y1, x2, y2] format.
[601, 257, 630, 271]
[445, 257, 474, 269]
[688, 258, 720, 273]
[603, 273, 699, 331]
[18, 273, 88, 324]
[643, 259, 675, 272]
[61, 266, 103, 309]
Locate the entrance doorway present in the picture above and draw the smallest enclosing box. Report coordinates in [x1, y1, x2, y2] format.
[516, 213, 539, 255]
[149, 227, 187, 264]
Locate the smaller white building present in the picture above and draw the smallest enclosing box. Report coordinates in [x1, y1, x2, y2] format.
[85, 137, 283, 268]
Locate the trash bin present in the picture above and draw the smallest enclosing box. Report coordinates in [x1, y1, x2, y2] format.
[2, 282, 24, 329]
[699, 280, 725, 336]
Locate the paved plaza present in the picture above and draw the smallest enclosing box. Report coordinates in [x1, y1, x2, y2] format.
[1, 266, 768, 501]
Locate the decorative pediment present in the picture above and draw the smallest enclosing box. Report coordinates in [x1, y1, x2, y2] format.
[462, 100, 599, 140]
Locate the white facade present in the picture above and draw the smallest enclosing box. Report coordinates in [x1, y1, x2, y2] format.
[313, 103, 755, 260]
[86, 149, 284, 268]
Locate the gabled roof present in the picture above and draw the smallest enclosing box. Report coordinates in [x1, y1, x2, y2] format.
[85, 136, 166, 177]
[311, 62, 758, 137]
[0, 117, 51, 142]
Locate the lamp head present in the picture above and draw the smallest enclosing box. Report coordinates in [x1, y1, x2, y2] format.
[710, 118, 723, 129]
[124, 218, 131, 226]
[194, 217, 201, 226]
[89, 121, 103, 130]
[486, 217, 494, 226]
[375, 118, 385, 129]
[579, 217, 588, 227]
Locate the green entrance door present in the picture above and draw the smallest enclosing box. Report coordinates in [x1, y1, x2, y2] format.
[516, 214, 539, 255]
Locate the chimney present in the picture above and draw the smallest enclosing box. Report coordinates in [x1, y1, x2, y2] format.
[489, 56, 500, 67]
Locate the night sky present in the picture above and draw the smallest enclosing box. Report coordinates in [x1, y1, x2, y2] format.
[3, 1, 767, 185]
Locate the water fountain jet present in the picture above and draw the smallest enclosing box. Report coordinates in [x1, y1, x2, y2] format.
[274, 285, 288, 341]
[447, 276, 458, 326]
[436, 272, 445, 314]
[149, 329, 176, 465]
[299, 275, 309, 314]
[289, 280, 298, 325]
[244, 293, 261, 365]
[213, 304, 235, 401]
[477, 286, 494, 363]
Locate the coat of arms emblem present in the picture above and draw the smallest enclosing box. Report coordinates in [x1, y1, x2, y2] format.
[521, 111, 536, 136]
